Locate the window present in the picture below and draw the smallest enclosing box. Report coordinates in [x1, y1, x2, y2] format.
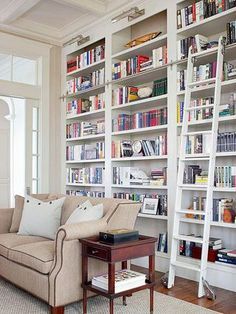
[0, 53, 37, 85]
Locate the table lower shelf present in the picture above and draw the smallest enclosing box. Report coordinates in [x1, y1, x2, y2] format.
[82, 280, 156, 299]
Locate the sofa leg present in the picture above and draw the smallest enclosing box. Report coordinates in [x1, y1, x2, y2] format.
[50, 306, 64, 314]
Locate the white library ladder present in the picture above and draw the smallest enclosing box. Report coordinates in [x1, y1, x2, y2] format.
[168, 36, 226, 297]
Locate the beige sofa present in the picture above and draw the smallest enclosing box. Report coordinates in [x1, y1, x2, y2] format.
[0, 194, 141, 314]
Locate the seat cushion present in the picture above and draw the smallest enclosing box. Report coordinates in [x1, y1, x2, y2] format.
[8, 241, 54, 274]
[0, 233, 49, 258]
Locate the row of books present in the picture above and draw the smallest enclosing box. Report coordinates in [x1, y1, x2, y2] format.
[113, 193, 168, 216]
[112, 108, 168, 132]
[66, 142, 105, 161]
[193, 61, 217, 82]
[112, 48, 168, 80]
[157, 232, 168, 253]
[185, 196, 235, 223]
[66, 68, 105, 94]
[177, 0, 236, 30]
[111, 136, 167, 158]
[177, 93, 236, 123]
[152, 78, 168, 96]
[66, 120, 105, 139]
[67, 44, 105, 73]
[179, 237, 222, 260]
[112, 86, 139, 106]
[177, 34, 208, 60]
[217, 131, 236, 152]
[112, 167, 167, 186]
[215, 166, 236, 187]
[216, 248, 236, 267]
[227, 20, 236, 44]
[66, 167, 104, 185]
[66, 93, 105, 116]
[183, 164, 236, 187]
[66, 190, 105, 198]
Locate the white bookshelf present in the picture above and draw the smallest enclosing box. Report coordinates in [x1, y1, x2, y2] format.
[62, 0, 236, 292]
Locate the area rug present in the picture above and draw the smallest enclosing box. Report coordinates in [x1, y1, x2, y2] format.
[0, 278, 220, 314]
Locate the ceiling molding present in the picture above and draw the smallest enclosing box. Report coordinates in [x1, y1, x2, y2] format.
[0, 0, 40, 24]
[53, 0, 106, 15]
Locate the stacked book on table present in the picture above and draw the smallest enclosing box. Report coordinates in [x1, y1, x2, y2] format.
[216, 249, 236, 267]
[92, 269, 146, 293]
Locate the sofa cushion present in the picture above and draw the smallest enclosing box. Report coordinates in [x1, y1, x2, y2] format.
[8, 241, 54, 274]
[61, 196, 127, 225]
[18, 195, 66, 240]
[10, 194, 57, 233]
[0, 233, 49, 258]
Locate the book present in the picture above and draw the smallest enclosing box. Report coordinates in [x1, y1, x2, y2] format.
[92, 269, 146, 293]
[227, 249, 236, 257]
[99, 229, 139, 244]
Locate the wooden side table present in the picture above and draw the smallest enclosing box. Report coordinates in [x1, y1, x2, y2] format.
[80, 235, 157, 314]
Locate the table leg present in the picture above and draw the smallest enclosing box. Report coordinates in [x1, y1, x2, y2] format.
[82, 245, 88, 314]
[108, 263, 115, 314]
[149, 254, 155, 314]
[122, 261, 128, 306]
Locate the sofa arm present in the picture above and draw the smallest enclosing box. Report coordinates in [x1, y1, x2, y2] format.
[0, 208, 14, 233]
[58, 218, 108, 241]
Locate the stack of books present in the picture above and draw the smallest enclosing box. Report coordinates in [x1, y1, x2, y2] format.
[157, 232, 168, 253]
[92, 270, 146, 293]
[150, 168, 167, 186]
[183, 165, 203, 184]
[177, 34, 208, 59]
[152, 45, 168, 67]
[66, 122, 81, 139]
[177, 0, 236, 30]
[66, 167, 104, 185]
[216, 249, 236, 267]
[66, 98, 90, 116]
[66, 142, 105, 161]
[89, 93, 105, 111]
[81, 120, 105, 136]
[185, 133, 211, 154]
[193, 61, 217, 82]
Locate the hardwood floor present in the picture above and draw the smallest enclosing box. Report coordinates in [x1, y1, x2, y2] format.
[131, 265, 236, 314]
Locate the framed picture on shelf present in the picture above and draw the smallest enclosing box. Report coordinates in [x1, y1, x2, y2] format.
[141, 198, 159, 215]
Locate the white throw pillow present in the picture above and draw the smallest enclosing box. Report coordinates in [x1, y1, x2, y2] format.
[18, 195, 66, 240]
[66, 200, 103, 224]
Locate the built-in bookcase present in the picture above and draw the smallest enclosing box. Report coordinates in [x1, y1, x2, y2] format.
[62, 0, 236, 292]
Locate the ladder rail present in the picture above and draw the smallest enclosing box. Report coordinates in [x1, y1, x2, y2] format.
[168, 37, 225, 296]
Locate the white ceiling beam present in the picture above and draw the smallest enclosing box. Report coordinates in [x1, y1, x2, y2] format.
[0, 0, 41, 24]
[54, 0, 106, 15]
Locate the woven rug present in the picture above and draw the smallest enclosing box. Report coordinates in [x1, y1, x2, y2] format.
[0, 278, 220, 314]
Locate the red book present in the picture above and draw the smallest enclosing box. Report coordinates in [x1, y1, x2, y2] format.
[227, 250, 236, 258]
[192, 3, 196, 22]
[137, 55, 150, 72]
[192, 246, 218, 262]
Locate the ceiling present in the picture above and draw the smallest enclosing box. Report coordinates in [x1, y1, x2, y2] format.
[0, 0, 132, 46]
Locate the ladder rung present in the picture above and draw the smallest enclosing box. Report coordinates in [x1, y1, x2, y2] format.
[188, 78, 216, 88]
[181, 154, 210, 161]
[179, 184, 207, 191]
[185, 104, 215, 111]
[176, 209, 206, 215]
[191, 47, 218, 58]
[171, 260, 201, 272]
[181, 157, 210, 161]
[174, 234, 204, 244]
[184, 130, 212, 136]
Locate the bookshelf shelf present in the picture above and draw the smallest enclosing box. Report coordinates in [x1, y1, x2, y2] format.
[180, 218, 236, 229]
[66, 109, 105, 121]
[66, 159, 105, 164]
[112, 34, 168, 60]
[176, 7, 236, 37]
[66, 183, 105, 187]
[111, 184, 168, 190]
[138, 213, 168, 220]
[111, 95, 167, 111]
[66, 84, 105, 99]
[112, 125, 168, 136]
[112, 155, 168, 162]
[66, 59, 105, 78]
[111, 64, 168, 86]
[66, 134, 105, 142]
[180, 185, 236, 192]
